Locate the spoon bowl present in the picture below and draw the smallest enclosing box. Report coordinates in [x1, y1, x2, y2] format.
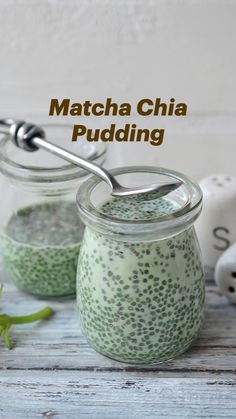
[110, 180, 182, 198]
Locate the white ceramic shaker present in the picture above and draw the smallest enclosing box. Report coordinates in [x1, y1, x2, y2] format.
[195, 174, 236, 270]
[215, 243, 236, 303]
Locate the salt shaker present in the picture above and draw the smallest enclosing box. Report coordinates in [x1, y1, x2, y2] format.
[215, 243, 236, 303]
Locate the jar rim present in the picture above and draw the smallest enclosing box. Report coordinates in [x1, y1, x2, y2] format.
[76, 166, 203, 238]
[0, 123, 107, 183]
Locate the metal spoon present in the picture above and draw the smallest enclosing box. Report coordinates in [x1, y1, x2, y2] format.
[0, 119, 182, 198]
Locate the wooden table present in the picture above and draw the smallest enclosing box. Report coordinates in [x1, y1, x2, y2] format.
[1, 276, 236, 419]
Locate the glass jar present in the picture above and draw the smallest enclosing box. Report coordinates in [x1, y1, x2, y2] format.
[0, 124, 106, 297]
[76, 166, 205, 364]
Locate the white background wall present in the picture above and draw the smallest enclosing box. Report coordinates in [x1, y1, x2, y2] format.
[0, 0, 235, 179]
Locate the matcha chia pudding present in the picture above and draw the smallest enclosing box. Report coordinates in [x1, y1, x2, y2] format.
[76, 167, 205, 364]
[2, 201, 84, 297]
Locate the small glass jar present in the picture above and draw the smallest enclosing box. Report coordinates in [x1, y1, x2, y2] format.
[0, 124, 106, 297]
[76, 166, 205, 364]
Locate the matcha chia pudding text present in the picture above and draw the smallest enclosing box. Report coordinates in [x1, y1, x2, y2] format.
[2, 201, 84, 297]
[76, 167, 205, 364]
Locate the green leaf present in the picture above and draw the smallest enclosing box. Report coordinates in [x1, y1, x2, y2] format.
[0, 287, 54, 350]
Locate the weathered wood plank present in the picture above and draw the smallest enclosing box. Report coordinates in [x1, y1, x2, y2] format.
[1, 272, 236, 417]
[1, 276, 236, 371]
[1, 370, 236, 418]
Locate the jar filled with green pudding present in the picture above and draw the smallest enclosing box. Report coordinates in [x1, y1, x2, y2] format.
[0, 124, 106, 297]
[76, 166, 205, 364]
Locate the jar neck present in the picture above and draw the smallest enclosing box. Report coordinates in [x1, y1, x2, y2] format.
[81, 215, 198, 243]
[5, 174, 88, 197]
[76, 166, 203, 241]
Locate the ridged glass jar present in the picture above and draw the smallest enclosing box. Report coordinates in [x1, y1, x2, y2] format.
[76, 166, 205, 363]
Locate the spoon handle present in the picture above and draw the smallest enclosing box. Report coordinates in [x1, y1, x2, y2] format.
[32, 135, 118, 190]
[0, 118, 118, 190]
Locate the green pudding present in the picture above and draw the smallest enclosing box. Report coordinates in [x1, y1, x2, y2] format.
[76, 195, 205, 364]
[2, 201, 84, 297]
